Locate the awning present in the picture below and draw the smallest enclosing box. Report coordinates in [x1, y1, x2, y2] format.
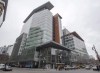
[36, 41, 71, 51]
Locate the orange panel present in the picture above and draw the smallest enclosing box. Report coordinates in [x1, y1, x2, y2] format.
[53, 14, 60, 43]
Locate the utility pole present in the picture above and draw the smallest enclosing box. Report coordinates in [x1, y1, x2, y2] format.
[92, 45, 100, 63]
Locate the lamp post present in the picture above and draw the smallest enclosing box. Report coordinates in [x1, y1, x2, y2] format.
[92, 45, 100, 63]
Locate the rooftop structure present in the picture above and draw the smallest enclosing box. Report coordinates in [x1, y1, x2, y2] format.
[23, 1, 54, 23]
[63, 31, 84, 41]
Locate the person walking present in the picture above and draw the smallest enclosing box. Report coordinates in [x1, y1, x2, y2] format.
[99, 65, 100, 71]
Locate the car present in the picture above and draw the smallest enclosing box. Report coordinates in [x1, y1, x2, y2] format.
[92, 66, 97, 70]
[2, 65, 12, 71]
[64, 65, 72, 70]
[92, 66, 100, 71]
[72, 66, 78, 69]
[85, 66, 91, 70]
[0, 64, 5, 70]
[92, 66, 98, 71]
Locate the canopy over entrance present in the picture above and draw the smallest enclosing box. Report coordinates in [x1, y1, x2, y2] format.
[36, 41, 71, 51]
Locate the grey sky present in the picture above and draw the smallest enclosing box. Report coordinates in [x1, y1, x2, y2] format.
[0, 0, 100, 58]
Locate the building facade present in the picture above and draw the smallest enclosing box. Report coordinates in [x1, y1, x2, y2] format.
[25, 9, 53, 49]
[53, 14, 62, 44]
[11, 2, 89, 68]
[0, 45, 7, 54]
[0, 45, 13, 63]
[62, 28, 70, 36]
[0, 45, 13, 56]
[62, 30, 89, 64]
[10, 33, 27, 62]
[0, 0, 8, 27]
[7, 45, 13, 56]
[11, 2, 71, 68]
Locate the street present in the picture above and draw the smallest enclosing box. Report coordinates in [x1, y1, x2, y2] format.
[0, 68, 100, 73]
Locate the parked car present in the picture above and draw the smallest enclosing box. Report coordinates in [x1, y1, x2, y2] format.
[0, 64, 5, 70]
[64, 65, 72, 70]
[92, 66, 97, 70]
[85, 66, 91, 70]
[92, 65, 100, 71]
[72, 66, 79, 69]
[2, 65, 12, 71]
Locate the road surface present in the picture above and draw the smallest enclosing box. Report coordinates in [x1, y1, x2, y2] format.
[0, 68, 99, 73]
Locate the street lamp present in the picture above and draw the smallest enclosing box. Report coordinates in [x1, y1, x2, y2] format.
[92, 45, 100, 63]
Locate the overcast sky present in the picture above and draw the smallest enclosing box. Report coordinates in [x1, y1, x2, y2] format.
[0, 0, 100, 58]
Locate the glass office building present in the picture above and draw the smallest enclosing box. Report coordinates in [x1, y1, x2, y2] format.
[25, 9, 53, 49]
[62, 31, 89, 64]
[11, 2, 71, 68]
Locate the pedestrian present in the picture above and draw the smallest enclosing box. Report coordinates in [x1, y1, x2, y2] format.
[97, 65, 99, 71]
[99, 65, 100, 71]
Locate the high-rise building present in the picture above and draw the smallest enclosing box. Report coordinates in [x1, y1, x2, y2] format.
[21, 2, 63, 46]
[11, 2, 71, 68]
[10, 33, 27, 62]
[0, 0, 8, 27]
[25, 8, 53, 49]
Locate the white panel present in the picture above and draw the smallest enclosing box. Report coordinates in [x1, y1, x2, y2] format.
[51, 48, 56, 55]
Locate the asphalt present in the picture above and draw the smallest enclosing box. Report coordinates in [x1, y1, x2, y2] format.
[0, 68, 100, 73]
